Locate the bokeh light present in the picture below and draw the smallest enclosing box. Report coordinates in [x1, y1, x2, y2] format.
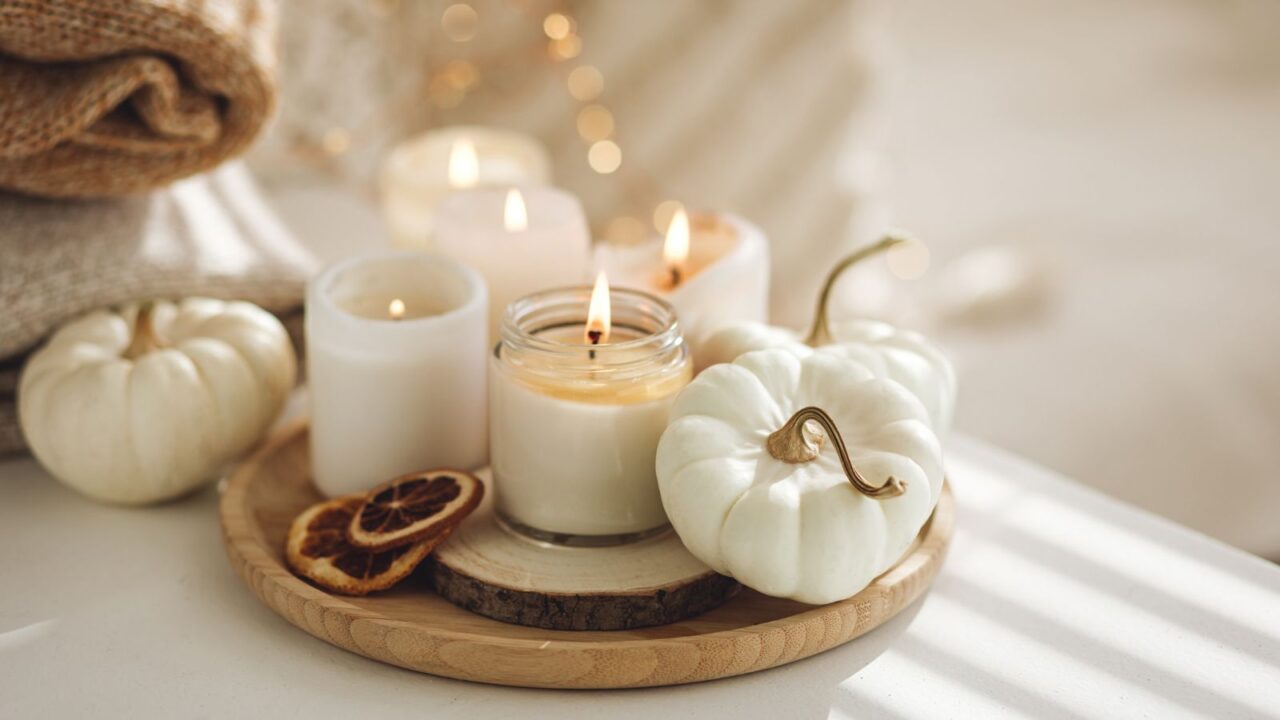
[576, 104, 614, 142]
[588, 140, 622, 174]
[567, 65, 604, 101]
[543, 13, 572, 40]
[549, 35, 582, 61]
[441, 4, 478, 42]
[439, 60, 478, 90]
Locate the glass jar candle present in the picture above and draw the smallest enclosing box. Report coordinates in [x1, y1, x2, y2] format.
[490, 286, 692, 546]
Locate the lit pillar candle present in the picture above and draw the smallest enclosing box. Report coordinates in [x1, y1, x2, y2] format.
[594, 208, 769, 363]
[489, 274, 692, 544]
[307, 252, 489, 497]
[380, 126, 551, 249]
[434, 185, 591, 344]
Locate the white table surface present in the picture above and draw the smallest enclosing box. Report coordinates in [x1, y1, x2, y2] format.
[3, 426, 1278, 719]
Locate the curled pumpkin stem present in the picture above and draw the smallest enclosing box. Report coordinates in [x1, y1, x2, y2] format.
[123, 302, 170, 360]
[766, 406, 906, 498]
[803, 234, 909, 347]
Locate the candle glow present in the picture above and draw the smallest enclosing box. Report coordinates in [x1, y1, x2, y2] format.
[586, 271, 611, 346]
[448, 137, 479, 189]
[503, 188, 528, 232]
[593, 212, 770, 362]
[663, 206, 690, 286]
[388, 298, 406, 320]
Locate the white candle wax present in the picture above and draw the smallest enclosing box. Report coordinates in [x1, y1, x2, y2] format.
[594, 212, 769, 362]
[434, 186, 591, 344]
[307, 252, 489, 497]
[489, 287, 691, 542]
[380, 126, 550, 249]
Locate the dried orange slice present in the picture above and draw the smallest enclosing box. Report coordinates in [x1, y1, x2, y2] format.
[347, 469, 484, 550]
[285, 496, 447, 596]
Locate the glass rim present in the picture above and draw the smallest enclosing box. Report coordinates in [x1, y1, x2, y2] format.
[501, 285, 680, 349]
[497, 285, 688, 377]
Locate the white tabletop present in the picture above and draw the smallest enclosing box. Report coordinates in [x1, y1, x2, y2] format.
[3, 428, 1278, 719]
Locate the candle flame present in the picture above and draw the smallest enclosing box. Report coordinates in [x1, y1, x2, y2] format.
[448, 137, 479, 189]
[585, 271, 611, 345]
[663, 205, 690, 286]
[504, 188, 528, 232]
[389, 298, 406, 320]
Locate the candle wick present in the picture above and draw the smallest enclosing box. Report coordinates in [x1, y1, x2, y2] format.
[587, 328, 603, 360]
[669, 265, 682, 288]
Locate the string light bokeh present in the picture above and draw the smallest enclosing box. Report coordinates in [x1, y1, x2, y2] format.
[277, 0, 922, 279]
[281, 2, 714, 249]
[305, 1, 667, 243]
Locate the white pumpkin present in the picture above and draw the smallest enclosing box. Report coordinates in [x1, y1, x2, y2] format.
[656, 349, 945, 604]
[19, 298, 296, 504]
[699, 318, 957, 436]
[697, 235, 956, 436]
[697, 320, 799, 369]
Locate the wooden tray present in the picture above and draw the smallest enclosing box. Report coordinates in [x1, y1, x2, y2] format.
[219, 420, 954, 689]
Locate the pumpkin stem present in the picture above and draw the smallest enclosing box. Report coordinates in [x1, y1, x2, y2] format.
[803, 234, 908, 347]
[123, 302, 170, 360]
[766, 406, 906, 498]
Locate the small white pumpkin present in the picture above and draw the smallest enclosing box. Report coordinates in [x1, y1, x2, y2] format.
[701, 319, 956, 436]
[698, 236, 957, 435]
[19, 298, 296, 504]
[656, 349, 944, 604]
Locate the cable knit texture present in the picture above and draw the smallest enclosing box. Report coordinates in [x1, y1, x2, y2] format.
[0, 0, 277, 197]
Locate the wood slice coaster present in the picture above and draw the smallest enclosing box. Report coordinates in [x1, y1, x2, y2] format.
[220, 420, 955, 689]
[431, 504, 740, 631]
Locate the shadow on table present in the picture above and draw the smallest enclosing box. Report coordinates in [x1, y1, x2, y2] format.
[948, 502, 1279, 719]
[960, 484, 1280, 669]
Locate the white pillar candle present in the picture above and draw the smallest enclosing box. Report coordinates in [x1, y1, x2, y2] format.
[594, 210, 769, 363]
[489, 278, 691, 544]
[380, 126, 551, 249]
[307, 252, 489, 497]
[434, 185, 591, 344]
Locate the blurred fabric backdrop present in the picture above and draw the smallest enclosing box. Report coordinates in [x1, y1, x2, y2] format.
[250, 0, 884, 327]
[248, 0, 1280, 559]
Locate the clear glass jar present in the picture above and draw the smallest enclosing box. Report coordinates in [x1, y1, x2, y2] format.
[489, 286, 691, 546]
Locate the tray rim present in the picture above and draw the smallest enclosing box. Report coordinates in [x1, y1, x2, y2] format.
[220, 418, 954, 686]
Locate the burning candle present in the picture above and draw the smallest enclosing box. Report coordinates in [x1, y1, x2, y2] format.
[307, 252, 489, 497]
[594, 208, 769, 364]
[381, 126, 551, 248]
[489, 277, 692, 544]
[434, 185, 591, 344]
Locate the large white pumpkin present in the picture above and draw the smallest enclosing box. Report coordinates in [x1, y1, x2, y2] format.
[19, 299, 296, 504]
[656, 349, 944, 604]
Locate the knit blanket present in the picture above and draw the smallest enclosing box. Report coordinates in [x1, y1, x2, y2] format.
[0, 0, 277, 197]
[0, 163, 315, 454]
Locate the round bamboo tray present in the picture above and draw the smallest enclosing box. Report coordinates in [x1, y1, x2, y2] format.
[219, 420, 954, 689]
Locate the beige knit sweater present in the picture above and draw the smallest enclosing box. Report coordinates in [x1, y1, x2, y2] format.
[0, 163, 315, 454]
